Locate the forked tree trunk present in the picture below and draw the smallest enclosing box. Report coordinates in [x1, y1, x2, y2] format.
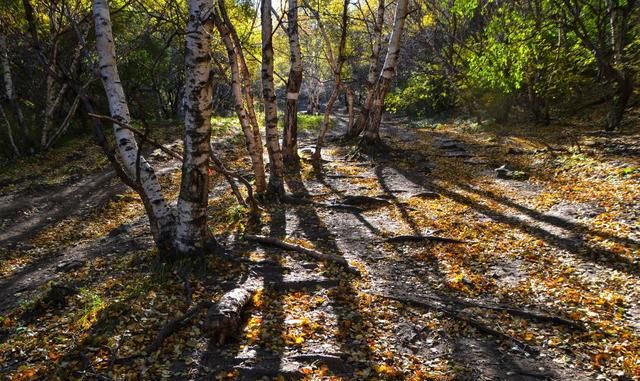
[213, 7, 267, 198]
[93, 0, 175, 252]
[174, 0, 217, 254]
[282, 0, 303, 167]
[311, 0, 349, 160]
[261, 0, 285, 198]
[348, 0, 384, 139]
[363, 0, 409, 145]
[217, 0, 267, 193]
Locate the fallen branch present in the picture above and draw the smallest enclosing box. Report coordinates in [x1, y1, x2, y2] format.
[244, 234, 359, 275]
[377, 292, 539, 355]
[385, 235, 472, 244]
[114, 281, 256, 364]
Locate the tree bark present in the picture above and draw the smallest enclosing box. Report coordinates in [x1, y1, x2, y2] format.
[363, 0, 409, 146]
[174, 0, 217, 255]
[93, 0, 175, 252]
[311, 0, 349, 161]
[217, 0, 267, 193]
[348, 0, 384, 139]
[213, 6, 267, 199]
[282, 0, 303, 167]
[261, 0, 285, 198]
[0, 33, 25, 146]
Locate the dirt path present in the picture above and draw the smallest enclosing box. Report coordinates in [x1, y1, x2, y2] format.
[1, 119, 638, 380]
[199, 120, 636, 380]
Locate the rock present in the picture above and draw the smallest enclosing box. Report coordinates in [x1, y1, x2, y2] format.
[444, 150, 472, 158]
[55, 260, 85, 272]
[495, 165, 509, 179]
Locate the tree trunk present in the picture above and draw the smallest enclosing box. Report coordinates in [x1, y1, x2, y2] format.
[217, 0, 267, 193]
[93, 0, 175, 252]
[363, 0, 409, 146]
[311, 0, 349, 160]
[282, 0, 303, 168]
[0, 103, 20, 156]
[213, 7, 267, 199]
[348, 0, 384, 139]
[261, 0, 285, 198]
[174, 0, 217, 255]
[0, 33, 25, 143]
[607, 75, 633, 131]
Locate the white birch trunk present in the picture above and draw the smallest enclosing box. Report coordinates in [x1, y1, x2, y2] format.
[282, 0, 303, 166]
[215, 0, 267, 194]
[0, 33, 24, 132]
[174, 0, 216, 254]
[261, 0, 285, 197]
[349, 0, 384, 138]
[364, 0, 409, 144]
[93, 0, 174, 251]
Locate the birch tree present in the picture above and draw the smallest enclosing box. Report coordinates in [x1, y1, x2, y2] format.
[0, 32, 20, 156]
[261, 0, 286, 198]
[216, 0, 267, 193]
[282, 0, 303, 167]
[362, 0, 409, 145]
[94, 0, 220, 255]
[311, 0, 350, 161]
[347, 0, 385, 138]
[213, 0, 267, 194]
[173, 0, 216, 254]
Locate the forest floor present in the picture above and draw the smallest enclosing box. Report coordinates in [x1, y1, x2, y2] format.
[0, 113, 639, 381]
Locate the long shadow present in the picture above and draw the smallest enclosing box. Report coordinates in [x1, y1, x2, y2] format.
[377, 143, 640, 278]
[457, 181, 640, 248]
[285, 170, 376, 377]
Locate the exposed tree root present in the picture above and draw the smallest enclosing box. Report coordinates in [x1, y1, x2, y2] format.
[244, 234, 359, 275]
[385, 235, 472, 244]
[376, 291, 585, 355]
[266, 278, 340, 291]
[339, 195, 391, 207]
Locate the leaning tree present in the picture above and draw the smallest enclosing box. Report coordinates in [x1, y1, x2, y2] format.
[93, 0, 216, 256]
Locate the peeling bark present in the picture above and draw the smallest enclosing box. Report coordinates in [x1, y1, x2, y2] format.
[174, 0, 216, 255]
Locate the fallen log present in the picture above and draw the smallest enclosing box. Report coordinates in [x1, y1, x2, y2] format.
[244, 234, 359, 275]
[206, 281, 256, 344]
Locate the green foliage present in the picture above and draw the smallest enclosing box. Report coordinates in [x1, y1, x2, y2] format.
[385, 71, 452, 116]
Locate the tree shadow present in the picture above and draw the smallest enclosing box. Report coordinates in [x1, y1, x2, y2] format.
[374, 142, 640, 278]
[284, 170, 376, 377]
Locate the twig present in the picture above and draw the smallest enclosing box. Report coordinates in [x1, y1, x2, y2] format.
[244, 234, 359, 275]
[376, 292, 539, 355]
[385, 235, 473, 244]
